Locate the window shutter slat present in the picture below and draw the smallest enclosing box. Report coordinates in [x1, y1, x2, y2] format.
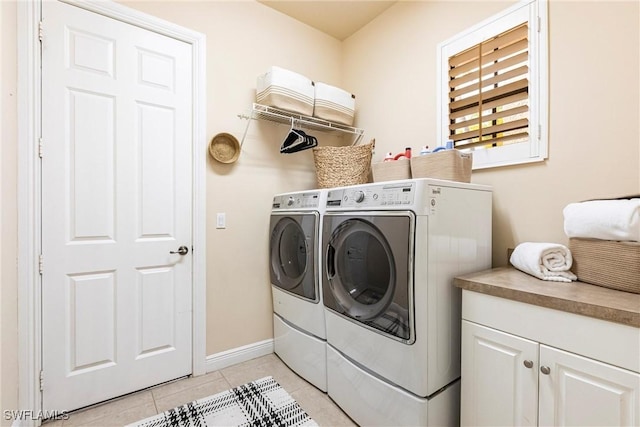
[449, 105, 529, 132]
[449, 45, 480, 69]
[451, 115, 528, 142]
[449, 67, 480, 89]
[455, 131, 529, 150]
[481, 51, 528, 78]
[479, 118, 529, 137]
[449, 91, 529, 121]
[450, 79, 528, 112]
[449, 82, 479, 100]
[481, 65, 528, 89]
[449, 57, 479, 79]
[480, 79, 528, 104]
[452, 118, 528, 144]
[481, 38, 528, 66]
[450, 65, 527, 100]
[482, 24, 528, 53]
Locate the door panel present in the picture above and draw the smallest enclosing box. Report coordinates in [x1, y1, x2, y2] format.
[138, 102, 176, 238]
[539, 345, 640, 427]
[41, 0, 193, 412]
[69, 89, 116, 242]
[461, 320, 539, 427]
[68, 272, 116, 372]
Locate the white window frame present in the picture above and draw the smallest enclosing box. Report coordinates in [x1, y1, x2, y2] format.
[437, 0, 548, 170]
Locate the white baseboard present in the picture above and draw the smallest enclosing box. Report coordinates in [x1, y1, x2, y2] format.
[205, 339, 274, 373]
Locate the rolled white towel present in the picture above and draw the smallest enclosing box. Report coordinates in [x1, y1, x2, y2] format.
[510, 242, 577, 283]
[563, 198, 640, 242]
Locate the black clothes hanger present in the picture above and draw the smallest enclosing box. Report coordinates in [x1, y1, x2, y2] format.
[280, 128, 317, 154]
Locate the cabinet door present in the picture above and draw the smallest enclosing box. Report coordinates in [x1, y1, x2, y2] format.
[539, 345, 640, 427]
[461, 320, 539, 426]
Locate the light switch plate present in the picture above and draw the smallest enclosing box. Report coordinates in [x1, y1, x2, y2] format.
[216, 213, 226, 229]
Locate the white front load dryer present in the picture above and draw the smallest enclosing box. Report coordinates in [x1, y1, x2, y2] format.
[270, 190, 327, 391]
[321, 178, 492, 426]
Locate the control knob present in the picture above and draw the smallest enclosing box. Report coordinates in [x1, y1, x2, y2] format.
[354, 191, 365, 203]
[287, 196, 295, 206]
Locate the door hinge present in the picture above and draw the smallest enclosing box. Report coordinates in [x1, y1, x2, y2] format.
[38, 21, 43, 42]
[39, 370, 45, 391]
[537, 16, 541, 33]
[538, 124, 542, 140]
[38, 137, 43, 158]
[39, 254, 44, 275]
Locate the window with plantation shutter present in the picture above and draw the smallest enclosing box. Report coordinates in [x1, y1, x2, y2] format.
[437, 0, 548, 170]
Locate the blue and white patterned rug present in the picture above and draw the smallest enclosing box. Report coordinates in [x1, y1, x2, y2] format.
[128, 376, 318, 427]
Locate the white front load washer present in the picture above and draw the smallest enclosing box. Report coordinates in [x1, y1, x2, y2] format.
[270, 190, 327, 391]
[321, 178, 492, 426]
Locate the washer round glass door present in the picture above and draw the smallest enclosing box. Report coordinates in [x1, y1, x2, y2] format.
[269, 214, 318, 301]
[327, 219, 395, 320]
[323, 214, 413, 341]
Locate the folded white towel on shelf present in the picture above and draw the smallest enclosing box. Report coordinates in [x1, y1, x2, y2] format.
[510, 242, 577, 282]
[563, 198, 640, 242]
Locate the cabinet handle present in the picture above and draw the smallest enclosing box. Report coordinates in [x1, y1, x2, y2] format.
[523, 360, 533, 369]
[540, 365, 551, 375]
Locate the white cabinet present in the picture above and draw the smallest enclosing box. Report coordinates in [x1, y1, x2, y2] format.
[461, 291, 640, 427]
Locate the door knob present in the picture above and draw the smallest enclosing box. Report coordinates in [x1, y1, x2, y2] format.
[170, 246, 189, 255]
[540, 365, 551, 375]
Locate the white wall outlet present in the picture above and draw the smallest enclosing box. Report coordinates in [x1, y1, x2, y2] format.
[216, 212, 226, 229]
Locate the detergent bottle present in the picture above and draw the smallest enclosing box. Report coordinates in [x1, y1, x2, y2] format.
[393, 147, 412, 160]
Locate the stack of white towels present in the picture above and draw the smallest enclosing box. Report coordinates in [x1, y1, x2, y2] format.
[563, 198, 640, 242]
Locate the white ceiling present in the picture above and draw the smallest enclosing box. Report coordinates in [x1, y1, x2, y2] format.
[258, 1, 397, 41]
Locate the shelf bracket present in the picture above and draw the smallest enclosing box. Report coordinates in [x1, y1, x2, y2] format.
[238, 111, 252, 149]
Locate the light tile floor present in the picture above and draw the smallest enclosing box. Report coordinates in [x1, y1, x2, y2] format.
[43, 353, 357, 427]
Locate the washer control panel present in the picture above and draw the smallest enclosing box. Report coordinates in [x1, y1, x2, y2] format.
[272, 192, 321, 209]
[327, 182, 415, 208]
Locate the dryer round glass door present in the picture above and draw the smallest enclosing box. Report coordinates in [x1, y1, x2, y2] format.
[269, 214, 319, 302]
[323, 213, 414, 341]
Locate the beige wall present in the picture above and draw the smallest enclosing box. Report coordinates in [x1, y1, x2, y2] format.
[2, 0, 639, 418]
[1, 0, 19, 423]
[344, 0, 640, 266]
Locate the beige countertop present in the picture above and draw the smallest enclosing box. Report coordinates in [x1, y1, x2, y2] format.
[454, 267, 640, 328]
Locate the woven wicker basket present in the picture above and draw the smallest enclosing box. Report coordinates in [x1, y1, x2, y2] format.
[569, 238, 640, 294]
[312, 141, 374, 188]
[410, 149, 472, 183]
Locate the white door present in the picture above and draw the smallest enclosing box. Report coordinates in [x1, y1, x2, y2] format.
[539, 345, 640, 427]
[461, 320, 539, 427]
[41, 0, 193, 412]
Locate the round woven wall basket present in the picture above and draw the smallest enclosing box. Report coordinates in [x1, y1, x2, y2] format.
[312, 140, 374, 188]
[209, 133, 240, 164]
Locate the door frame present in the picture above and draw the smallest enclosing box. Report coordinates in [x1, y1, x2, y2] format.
[17, 0, 207, 422]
